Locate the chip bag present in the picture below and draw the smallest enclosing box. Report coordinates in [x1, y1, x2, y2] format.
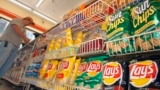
[43, 60, 58, 81]
[61, 28, 73, 48]
[129, 59, 160, 90]
[39, 59, 49, 79]
[103, 61, 129, 90]
[68, 58, 81, 85]
[74, 59, 89, 87]
[131, 0, 160, 51]
[84, 55, 108, 89]
[56, 57, 76, 84]
[106, 6, 134, 55]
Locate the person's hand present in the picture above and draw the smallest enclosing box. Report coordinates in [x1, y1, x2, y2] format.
[24, 37, 30, 44]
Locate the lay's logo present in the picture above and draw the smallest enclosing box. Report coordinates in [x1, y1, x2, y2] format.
[103, 62, 122, 85]
[47, 64, 53, 70]
[59, 61, 69, 70]
[130, 60, 158, 88]
[78, 63, 87, 72]
[87, 61, 102, 76]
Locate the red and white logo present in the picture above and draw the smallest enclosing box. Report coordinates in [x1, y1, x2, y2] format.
[103, 62, 122, 85]
[87, 61, 102, 72]
[78, 63, 87, 72]
[130, 60, 158, 88]
[59, 61, 69, 70]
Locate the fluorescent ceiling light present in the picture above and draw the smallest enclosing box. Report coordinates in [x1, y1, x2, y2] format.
[36, 0, 44, 7]
[9, 0, 32, 11]
[33, 10, 57, 24]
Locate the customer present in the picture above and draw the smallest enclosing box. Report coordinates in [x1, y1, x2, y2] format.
[0, 17, 35, 78]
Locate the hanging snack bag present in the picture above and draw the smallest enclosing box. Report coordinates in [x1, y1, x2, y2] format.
[61, 27, 73, 48]
[38, 59, 49, 79]
[106, 6, 134, 55]
[131, 0, 160, 51]
[43, 60, 58, 82]
[103, 61, 129, 90]
[45, 39, 55, 59]
[68, 58, 81, 85]
[73, 31, 83, 45]
[84, 56, 108, 89]
[56, 57, 76, 84]
[129, 59, 160, 90]
[75, 59, 89, 87]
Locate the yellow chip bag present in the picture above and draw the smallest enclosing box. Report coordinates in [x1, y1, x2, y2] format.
[56, 57, 76, 84]
[74, 31, 83, 45]
[69, 58, 81, 85]
[39, 59, 49, 79]
[43, 60, 58, 81]
[54, 37, 62, 50]
[61, 28, 73, 48]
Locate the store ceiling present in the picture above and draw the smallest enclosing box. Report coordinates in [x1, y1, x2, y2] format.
[13, 0, 90, 23]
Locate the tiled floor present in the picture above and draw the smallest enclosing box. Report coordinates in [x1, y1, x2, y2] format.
[0, 79, 15, 90]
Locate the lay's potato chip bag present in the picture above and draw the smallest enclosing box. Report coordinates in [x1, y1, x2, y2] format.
[56, 57, 76, 84]
[75, 59, 89, 87]
[61, 28, 73, 48]
[103, 61, 129, 90]
[43, 60, 58, 81]
[129, 59, 160, 90]
[84, 55, 108, 89]
[39, 59, 49, 79]
[106, 6, 134, 55]
[131, 0, 160, 51]
[68, 58, 81, 85]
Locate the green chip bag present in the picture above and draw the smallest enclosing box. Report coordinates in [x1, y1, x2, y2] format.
[83, 55, 109, 89]
[131, 0, 160, 51]
[106, 6, 134, 55]
[74, 59, 89, 87]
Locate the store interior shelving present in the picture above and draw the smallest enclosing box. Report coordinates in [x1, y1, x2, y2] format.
[3, 0, 160, 90]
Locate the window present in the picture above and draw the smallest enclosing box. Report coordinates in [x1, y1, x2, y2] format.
[0, 18, 9, 37]
[26, 29, 36, 41]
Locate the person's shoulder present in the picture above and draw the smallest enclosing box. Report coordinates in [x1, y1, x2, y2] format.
[12, 18, 21, 21]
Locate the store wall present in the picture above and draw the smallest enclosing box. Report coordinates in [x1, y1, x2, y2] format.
[0, 0, 55, 33]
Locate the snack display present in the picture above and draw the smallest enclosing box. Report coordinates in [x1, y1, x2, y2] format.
[129, 59, 160, 90]
[7, 0, 160, 90]
[131, 0, 160, 51]
[106, 6, 134, 55]
[103, 61, 129, 90]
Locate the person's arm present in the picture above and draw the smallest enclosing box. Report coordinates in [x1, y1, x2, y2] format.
[12, 24, 30, 43]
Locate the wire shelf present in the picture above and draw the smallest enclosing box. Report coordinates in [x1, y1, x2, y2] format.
[106, 30, 160, 56]
[77, 38, 106, 57]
